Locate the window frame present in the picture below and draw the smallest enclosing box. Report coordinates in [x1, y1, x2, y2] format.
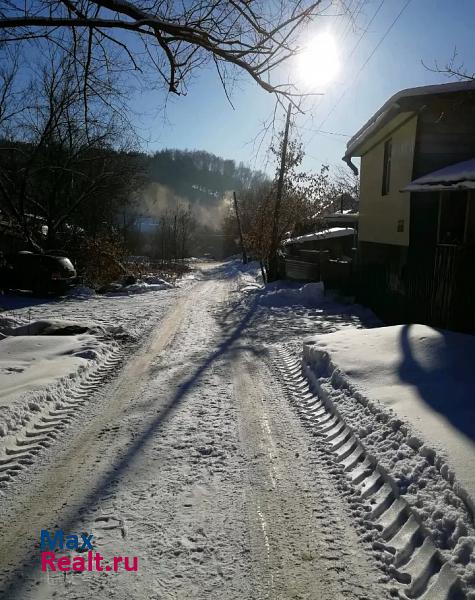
[437, 190, 469, 246]
[381, 138, 392, 196]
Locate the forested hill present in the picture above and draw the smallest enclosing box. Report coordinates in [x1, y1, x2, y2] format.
[146, 149, 267, 205]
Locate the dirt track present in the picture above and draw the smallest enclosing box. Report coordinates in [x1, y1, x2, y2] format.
[0, 264, 387, 599]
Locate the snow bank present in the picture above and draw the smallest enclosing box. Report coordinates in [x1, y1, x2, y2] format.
[141, 275, 173, 286]
[0, 285, 179, 442]
[303, 324, 475, 591]
[302, 323, 475, 592]
[304, 325, 475, 514]
[2, 318, 103, 337]
[0, 334, 105, 407]
[107, 276, 174, 295]
[122, 281, 173, 294]
[0, 314, 24, 335]
[0, 315, 127, 438]
[67, 285, 96, 298]
[259, 282, 325, 307]
[221, 260, 263, 293]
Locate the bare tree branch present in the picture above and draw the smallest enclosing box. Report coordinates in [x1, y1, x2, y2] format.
[0, 1, 331, 100]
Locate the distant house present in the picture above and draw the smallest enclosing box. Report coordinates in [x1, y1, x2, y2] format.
[343, 81, 475, 332]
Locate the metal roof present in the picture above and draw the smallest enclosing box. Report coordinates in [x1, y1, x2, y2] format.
[344, 81, 475, 159]
[402, 158, 475, 192]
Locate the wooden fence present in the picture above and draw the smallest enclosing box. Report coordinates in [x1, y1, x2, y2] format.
[356, 245, 475, 334]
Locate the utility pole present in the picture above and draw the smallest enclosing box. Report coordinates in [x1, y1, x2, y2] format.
[233, 191, 248, 264]
[269, 102, 292, 281]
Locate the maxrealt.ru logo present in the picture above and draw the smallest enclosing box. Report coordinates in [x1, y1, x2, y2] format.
[40, 530, 138, 572]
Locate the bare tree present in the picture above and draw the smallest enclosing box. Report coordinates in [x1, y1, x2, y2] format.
[239, 140, 317, 281]
[423, 48, 475, 82]
[153, 201, 195, 263]
[0, 47, 141, 249]
[227, 122, 344, 281]
[0, 1, 340, 108]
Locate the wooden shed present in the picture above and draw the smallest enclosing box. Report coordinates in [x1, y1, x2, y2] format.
[283, 227, 355, 281]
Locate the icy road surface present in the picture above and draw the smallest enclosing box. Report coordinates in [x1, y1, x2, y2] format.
[0, 263, 422, 599]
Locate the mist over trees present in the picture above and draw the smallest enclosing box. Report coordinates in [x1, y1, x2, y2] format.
[0, 1, 357, 284]
[124, 150, 267, 260]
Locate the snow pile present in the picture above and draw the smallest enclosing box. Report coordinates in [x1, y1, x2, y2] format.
[0, 333, 106, 407]
[0, 284, 179, 440]
[237, 270, 263, 293]
[122, 281, 172, 294]
[0, 314, 25, 336]
[220, 259, 263, 293]
[303, 324, 475, 588]
[2, 318, 103, 337]
[67, 285, 96, 298]
[141, 275, 173, 286]
[0, 330, 112, 438]
[108, 276, 174, 295]
[179, 272, 200, 283]
[259, 281, 325, 307]
[0, 315, 130, 438]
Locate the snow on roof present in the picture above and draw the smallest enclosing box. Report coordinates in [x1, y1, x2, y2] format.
[324, 211, 359, 221]
[402, 158, 475, 192]
[284, 227, 355, 245]
[344, 81, 475, 159]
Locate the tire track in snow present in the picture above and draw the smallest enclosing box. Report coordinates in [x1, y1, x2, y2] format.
[275, 347, 466, 600]
[0, 342, 127, 488]
[0, 286, 187, 490]
[233, 349, 388, 600]
[0, 290, 191, 596]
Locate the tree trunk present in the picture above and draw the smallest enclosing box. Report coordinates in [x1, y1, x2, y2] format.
[267, 103, 291, 282]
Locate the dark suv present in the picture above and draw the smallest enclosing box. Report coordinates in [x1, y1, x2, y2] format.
[0, 252, 77, 295]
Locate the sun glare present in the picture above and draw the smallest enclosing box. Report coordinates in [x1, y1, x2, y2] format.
[297, 32, 340, 87]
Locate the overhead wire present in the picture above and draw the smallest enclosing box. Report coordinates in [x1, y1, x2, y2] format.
[315, 0, 413, 134]
[299, 0, 381, 144]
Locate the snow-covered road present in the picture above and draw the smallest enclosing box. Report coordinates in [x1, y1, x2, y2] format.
[0, 262, 472, 599]
[0, 263, 391, 600]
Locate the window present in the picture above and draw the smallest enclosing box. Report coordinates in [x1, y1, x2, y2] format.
[381, 138, 392, 196]
[438, 191, 468, 245]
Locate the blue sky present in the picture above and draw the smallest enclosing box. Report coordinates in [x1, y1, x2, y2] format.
[133, 0, 475, 174]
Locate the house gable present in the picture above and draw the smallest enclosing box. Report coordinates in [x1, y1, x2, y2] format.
[358, 113, 418, 246]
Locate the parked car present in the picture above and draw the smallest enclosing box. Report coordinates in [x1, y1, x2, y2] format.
[0, 251, 77, 295]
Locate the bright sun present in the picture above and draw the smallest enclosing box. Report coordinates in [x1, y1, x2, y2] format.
[297, 32, 340, 87]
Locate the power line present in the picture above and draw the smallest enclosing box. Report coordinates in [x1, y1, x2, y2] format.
[338, 0, 370, 47]
[347, 0, 385, 62]
[299, 1, 369, 143]
[352, 0, 413, 85]
[307, 128, 351, 137]
[302, 0, 384, 146]
[316, 0, 413, 133]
